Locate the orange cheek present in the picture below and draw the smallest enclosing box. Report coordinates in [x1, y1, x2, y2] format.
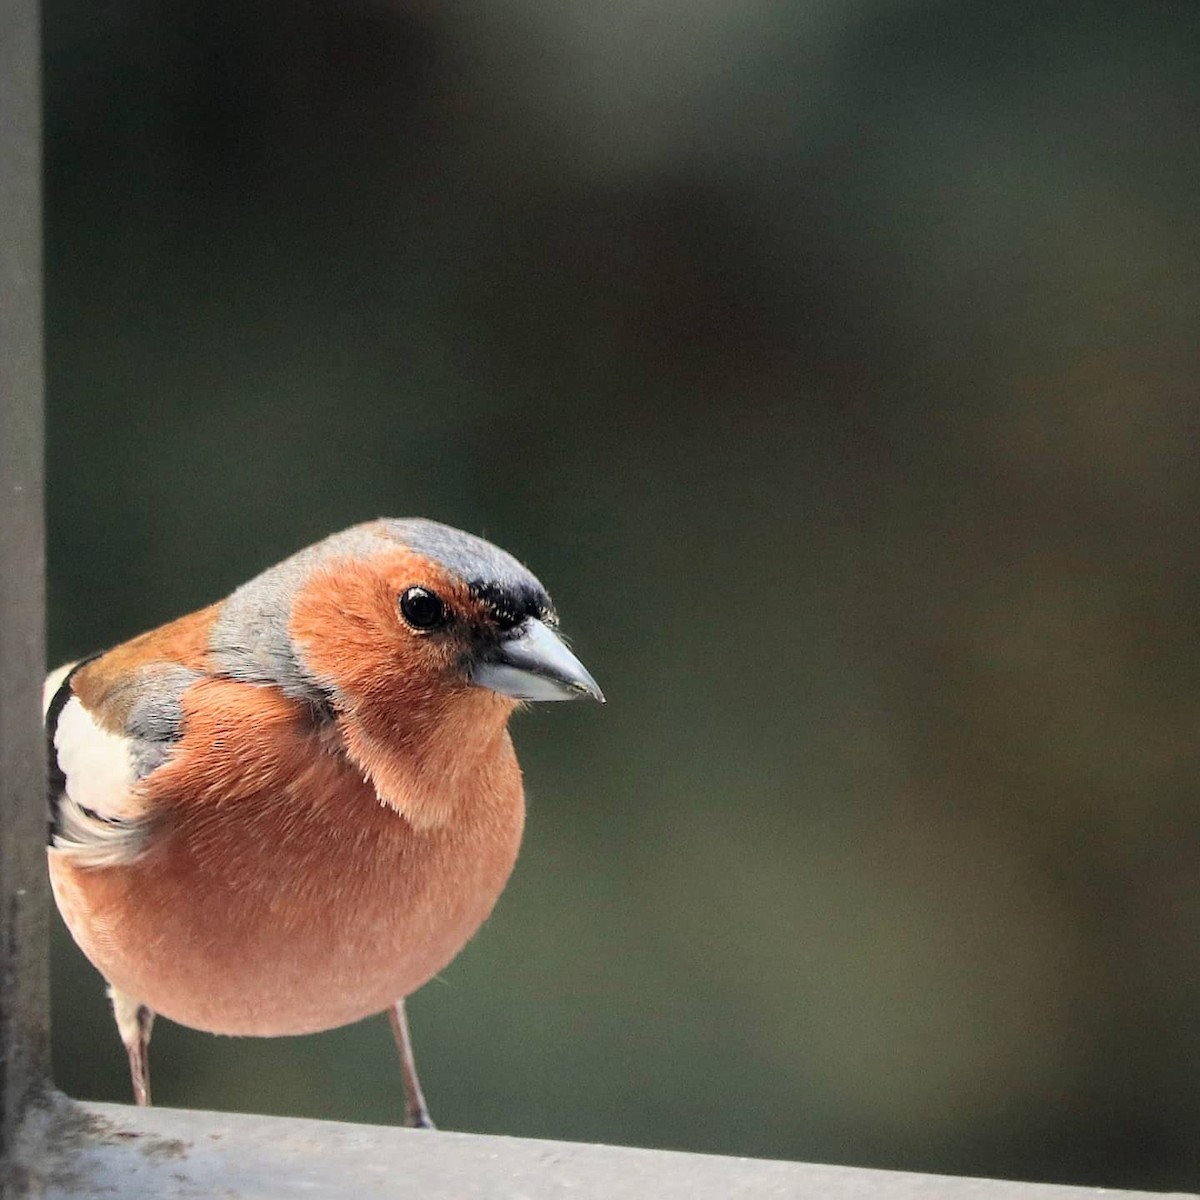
[288, 553, 472, 711]
[286, 553, 521, 832]
[290, 561, 401, 693]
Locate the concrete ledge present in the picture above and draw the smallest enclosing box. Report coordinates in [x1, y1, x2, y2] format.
[18, 1094, 1196, 1200]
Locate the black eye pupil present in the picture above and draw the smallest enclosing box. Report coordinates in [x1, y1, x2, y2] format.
[400, 587, 445, 630]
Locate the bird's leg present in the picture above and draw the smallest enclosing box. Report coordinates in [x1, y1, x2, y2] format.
[109, 986, 155, 1106]
[388, 998, 435, 1129]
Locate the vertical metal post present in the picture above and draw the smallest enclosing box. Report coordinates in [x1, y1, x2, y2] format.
[0, 0, 49, 1170]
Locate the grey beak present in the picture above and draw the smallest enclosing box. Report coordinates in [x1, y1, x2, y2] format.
[472, 618, 605, 703]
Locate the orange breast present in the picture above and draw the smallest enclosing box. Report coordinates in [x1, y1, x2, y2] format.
[48, 681, 525, 1036]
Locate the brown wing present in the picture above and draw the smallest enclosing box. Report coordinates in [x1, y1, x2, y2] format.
[45, 605, 219, 866]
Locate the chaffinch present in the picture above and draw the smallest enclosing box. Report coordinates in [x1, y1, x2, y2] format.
[44, 518, 603, 1125]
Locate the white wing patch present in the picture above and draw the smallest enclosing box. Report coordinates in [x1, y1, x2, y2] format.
[54, 698, 138, 819]
[50, 692, 149, 866]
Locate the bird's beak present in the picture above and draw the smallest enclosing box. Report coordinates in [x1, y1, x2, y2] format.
[472, 618, 605, 703]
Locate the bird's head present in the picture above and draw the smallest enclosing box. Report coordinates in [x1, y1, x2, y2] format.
[212, 519, 602, 741]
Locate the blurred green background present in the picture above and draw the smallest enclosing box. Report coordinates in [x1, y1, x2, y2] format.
[43, 0, 1200, 1191]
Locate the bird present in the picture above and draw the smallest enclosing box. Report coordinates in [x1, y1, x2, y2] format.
[43, 517, 603, 1125]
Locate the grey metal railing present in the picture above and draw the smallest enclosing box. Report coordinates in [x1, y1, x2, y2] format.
[1, 0, 51, 1180]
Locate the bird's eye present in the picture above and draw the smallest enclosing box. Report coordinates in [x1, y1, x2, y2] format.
[399, 587, 447, 631]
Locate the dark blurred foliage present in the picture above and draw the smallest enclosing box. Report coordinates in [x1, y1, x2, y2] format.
[42, 0, 1200, 1189]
